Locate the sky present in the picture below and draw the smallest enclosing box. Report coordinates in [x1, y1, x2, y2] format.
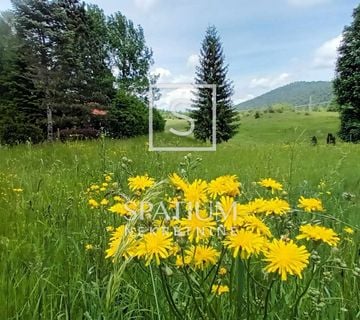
[1, 0, 358, 105]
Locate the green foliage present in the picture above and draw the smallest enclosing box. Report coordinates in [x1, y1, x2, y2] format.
[326, 100, 340, 112]
[334, 4, 360, 142]
[0, 11, 45, 145]
[191, 26, 239, 143]
[107, 12, 153, 98]
[106, 91, 164, 138]
[0, 116, 44, 144]
[237, 81, 334, 110]
[0, 1, 156, 144]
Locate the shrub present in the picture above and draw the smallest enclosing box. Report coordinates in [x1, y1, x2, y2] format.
[267, 106, 275, 113]
[105, 91, 165, 139]
[254, 111, 261, 119]
[0, 119, 45, 145]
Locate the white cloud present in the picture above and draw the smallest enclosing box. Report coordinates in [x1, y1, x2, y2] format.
[313, 35, 342, 69]
[287, 0, 330, 7]
[249, 73, 291, 90]
[187, 54, 199, 69]
[172, 74, 194, 83]
[151, 67, 172, 82]
[133, 0, 159, 10]
[156, 88, 195, 111]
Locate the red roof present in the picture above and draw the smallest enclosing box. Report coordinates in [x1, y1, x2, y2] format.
[91, 108, 108, 116]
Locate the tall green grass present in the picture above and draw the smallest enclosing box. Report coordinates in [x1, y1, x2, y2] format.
[0, 111, 359, 319]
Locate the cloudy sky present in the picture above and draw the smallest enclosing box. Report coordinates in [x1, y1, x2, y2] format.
[0, 0, 358, 105]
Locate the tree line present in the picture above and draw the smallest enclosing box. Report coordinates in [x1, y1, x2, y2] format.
[0, 0, 164, 144]
[1, 0, 358, 145]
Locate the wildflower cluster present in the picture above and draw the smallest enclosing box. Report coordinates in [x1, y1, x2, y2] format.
[84, 170, 356, 318]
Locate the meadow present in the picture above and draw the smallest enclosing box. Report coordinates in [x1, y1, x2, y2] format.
[0, 110, 359, 319]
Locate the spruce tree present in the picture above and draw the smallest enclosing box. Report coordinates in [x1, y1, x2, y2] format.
[334, 4, 360, 142]
[191, 26, 239, 143]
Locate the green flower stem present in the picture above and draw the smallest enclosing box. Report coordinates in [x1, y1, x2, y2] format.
[149, 264, 161, 320]
[158, 265, 184, 320]
[263, 276, 275, 320]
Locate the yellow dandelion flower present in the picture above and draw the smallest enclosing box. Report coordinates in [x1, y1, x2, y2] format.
[12, 188, 23, 193]
[102, 182, 108, 187]
[169, 173, 188, 191]
[218, 267, 227, 275]
[105, 225, 137, 260]
[106, 226, 115, 232]
[183, 179, 208, 207]
[211, 284, 230, 295]
[105, 175, 112, 182]
[296, 224, 340, 246]
[240, 215, 272, 238]
[90, 184, 99, 191]
[236, 203, 253, 217]
[100, 187, 106, 192]
[258, 178, 283, 193]
[113, 196, 123, 202]
[207, 175, 240, 198]
[136, 229, 174, 265]
[260, 198, 290, 216]
[100, 198, 109, 206]
[217, 196, 240, 229]
[185, 245, 220, 270]
[169, 243, 181, 256]
[167, 197, 179, 209]
[246, 198, 268, 214]
[263, 239, 310, 281]
[179, 210, 216, 243]
[344, 227, 354, 235]
[108, 200, 150, 217]
[127, 200, 151, 216]
[224, 229, 265, 259]
[85, 244, 94, 250]
[108, 203, 127, 216]
[298, 196, 324, 212]
[88, 199, 99, 208]
[128, 175, 155, 192]
[175, 254, 191, 267]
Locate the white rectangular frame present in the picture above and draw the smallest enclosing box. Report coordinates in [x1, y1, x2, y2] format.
[148, 83, 217, 152]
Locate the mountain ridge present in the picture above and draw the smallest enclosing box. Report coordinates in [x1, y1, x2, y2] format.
[236, 81, 334, 110]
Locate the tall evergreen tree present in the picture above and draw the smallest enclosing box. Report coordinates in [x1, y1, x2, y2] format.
[11, 0, 115, 140]
[191, 26, 239, 143]
[334, 4, 360, 142]
[0, 11, 45, 144]
[0, 1, 159, 144]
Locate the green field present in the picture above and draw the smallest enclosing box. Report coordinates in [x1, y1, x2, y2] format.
[1, 111, 359, 319]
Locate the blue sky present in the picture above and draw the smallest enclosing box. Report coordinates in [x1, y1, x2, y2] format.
[0, 0, 358, 104]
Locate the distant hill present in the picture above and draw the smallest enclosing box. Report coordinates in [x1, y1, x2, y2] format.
[236, 81, 334, 110]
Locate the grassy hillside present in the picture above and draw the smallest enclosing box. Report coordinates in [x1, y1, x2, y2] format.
[236, 81, 333, 110]
[0, 111, 359, 319]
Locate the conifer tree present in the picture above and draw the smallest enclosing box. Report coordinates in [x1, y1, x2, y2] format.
[191, 26, 239, 143]
[334, 4, 360, 142]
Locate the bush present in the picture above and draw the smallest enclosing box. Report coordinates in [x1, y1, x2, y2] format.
[254, 111, 261, 119]
[152, 108, 166, 132]
[0, 119, 45, 145]
[267, 106, 275, 113]
[105, 91, 165, 139]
